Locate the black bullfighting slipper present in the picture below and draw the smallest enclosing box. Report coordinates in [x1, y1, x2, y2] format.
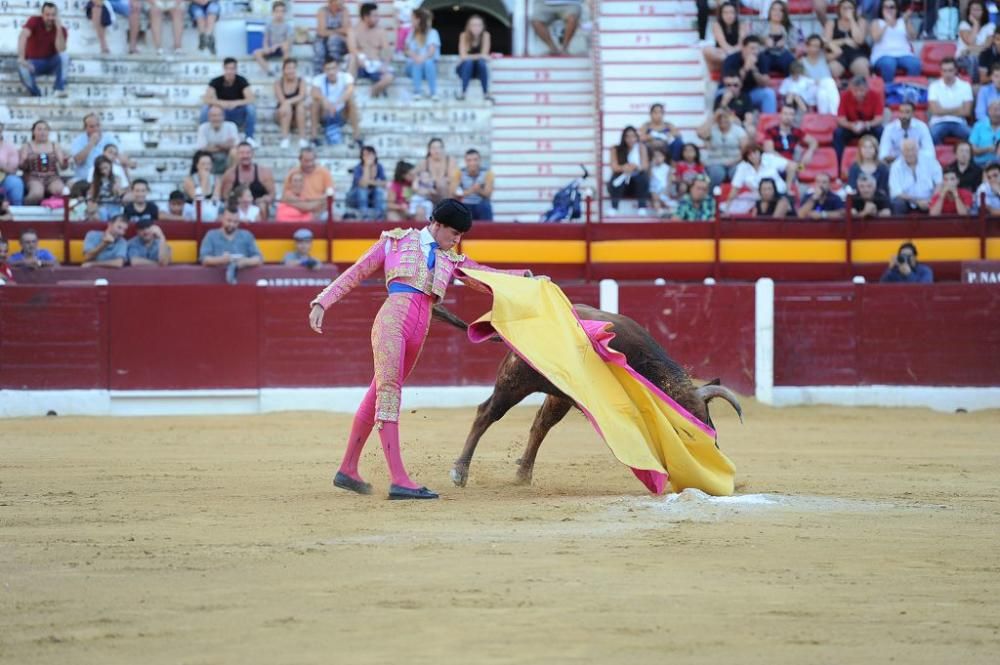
[388, 485, 439, 500]
[333, 472, 373, 495]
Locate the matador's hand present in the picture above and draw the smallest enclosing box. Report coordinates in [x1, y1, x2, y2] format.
[309, 304, 325, 334]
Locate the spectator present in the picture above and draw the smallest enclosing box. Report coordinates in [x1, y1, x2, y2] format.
[182, 151, 222, 222]
[714, 75, 755, 124]
[764, 103, 819, 164]
[352, 3, 396, 99]
[753, 177, 792, 217]
[878, 101, 935, 163]
[758, 1, 798, 77]
[274, 59, 310, 150]
[976, 64, 1000, 123]
[727, 143, 794, 213]
[824, 0, 871, 79]
[347, 145, 387, 220]
[0, 194, 11, 222]
[849, 134, 891, 193]
[275, 172, 318, 223]
[834, 75, 885, 170]
[928, 58, 974, 144]
[453, 148, 494, 221]
[851, 173, 892, 216]
[889, 138, 943, 214]
[220, 142, 276, 217]
[970, 99, 1000, 165]
[649, 148, 673, 217]
[0, 237, 13, 282]
[880, 241, 933, 283]
[70, 114, 128, 184]
[947, 141, 982, 191]
[640, 103, 684, 161]
[19, 120, 68, 206]
[796, 172, 845, 218]
[281, 148, 333, 219]
[199, 205, 263, 284]
[0, 122, 25, 206]
[81, 215, 128, 268]
[387, 160, 416, 222]
[67, 180, 91, 221]
[85, 0, 137, 55]
[869, 2, 920, 83]
[149, 0, 185, 56]
[201, 59, 257, 145]
[957, 1, 994, 82]
[127, 219, 172, 267]
[88, 155, 126, 222]
[699, 108, 749, 187]
[94, 143, 131, 189]
[231, 185, 262, 222]
[929, 170, 973, 215]
[314, 0, 353, 73]
[703, 3, 748, 71]
[17, 2, 68, 98]
[311, 57, 361, 147]
[283, 228, 321, 269]
[978, 29, 1000, 81]
[456, 14, 491, 102]
[410, 168, 436, 220]
[160, 190, 195, 222]
[779, 61, 817, 114]
[253, 2, 292, 76]
[673, 174, 716, 221]
[190, 0, 221, 54]
[405, 8, 441, 100]
[197, 105, 239, 174]
[416, 137, 457, 205]
[975, 162, 1000, 214]
[672, 143, 706, 197]
[531, 0, 582, 55]
[9, 229, 57, 269]
[607, 126, 650, 216]
[122, 179, 158, 225]
[800, 34, 841, 115]
[721, 36, 777, 115]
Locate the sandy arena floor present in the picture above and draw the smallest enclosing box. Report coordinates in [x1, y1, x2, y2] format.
[1, 401, 999, 664]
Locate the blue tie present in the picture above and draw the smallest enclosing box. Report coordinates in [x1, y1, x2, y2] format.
[428, 241, 438, 269]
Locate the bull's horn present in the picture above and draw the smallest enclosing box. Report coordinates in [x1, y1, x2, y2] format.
[696, 384, 744, 423]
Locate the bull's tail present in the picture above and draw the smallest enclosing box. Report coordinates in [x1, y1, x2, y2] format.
[432, 304, 470, 331]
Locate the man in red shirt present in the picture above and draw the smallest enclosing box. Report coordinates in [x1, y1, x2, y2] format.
[764, 103, 818, 164]
[929, 171, 973, 216]
[833, 75, 885, 172]
[17, 2, 69, 98]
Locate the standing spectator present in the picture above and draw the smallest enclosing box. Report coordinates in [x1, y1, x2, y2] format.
[282, 148, 334, 219]
[85, 0, 138, 55]
[275, 59, 310, 150]
[314, 0, 353, 73]
[639, 104, 684, 162]
[405, 9, 441, 100]
[232, 185, 262, 222]
[753, 177, 792, 217]
[122, 179, 158, 225]
[778, 61, 817, 114]
[928, 58, 974, 144]
[530, 0, 582, 55]
[929, 170, 973, 215]
[19, 120, 68, 206]
[416, 138, 457, 205]
[456, 14, 491, 102]
[796, 172, 845, 219]
[976, 162, 1000, 214]
[311, 57, 361, 147]
[160, 190, 195, 222]
[127, 219, 172, 267]
[869, 2, 920, 83]
[606, 126, 650, 216]
[698, 108, 749, 187]
[196, 105, 239, 175]
[957, 1, 994, 82]
[149, 0, 185, 56]
[758, 1, 798, 77]
[878, 101, 935, 163]
[978, 30, 1000, 81]
[727, 143, 795, 213]
[199, 205, 263, 284]
[714, 75, 755, 125]
[850, 173, 892, 217]
[880, 242, 933, 283]
[253, 2, 292, 76]
[352, 3, 396, 99]
[17, 2, 69, 98]
[833, 76, 885, 170]
[276, 172, 319, 222]
[88, 156, 126, 222]
[824, 0, 871, 79]
[673, 175, 716, 221]
[889, 138, 943, 214]
[70, 113, 127, 183]
[764, 103, 818, 165]
[946, 142, 982, 191]
[283, 228, 321, 269]
[0, 238, 13, 283]
[81, 215, 129, 268]
[190, 0, 221, 54]
[800, 34, 841, 115]
[9, 229, 58, 269]
[0, 122, 25, 206]
[182, 151, 222, 222]
[721, 36, 777, 114]
[970, 99, 1000, 165]
[848, 134, 891, 193]
[201, 59, 257, 145]
[347, 145, 387, 220]
[703, 3, 748, 71]
[975, 63, 1000, 122]
[220, 142, 276, 217]
[453, 148, 494, 221]
[387, 160, 416, 222]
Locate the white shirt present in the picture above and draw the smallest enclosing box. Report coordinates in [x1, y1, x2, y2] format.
[312, 72, 355, 112]
[889, 156, 943, 200]
[197, 121, 240, 151]
[237, 204, 261, 223]
[878, 118, 936, 161]
[418, 226, 437, 261]
[957, 20, 995, 57]
[928, 78, 974, 125]
[870, 19, 914, 63]
[779, 76, 817, 107]
[731, 152, 790, 194]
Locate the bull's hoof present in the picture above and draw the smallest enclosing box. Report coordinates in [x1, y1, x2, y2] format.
[514, 470, 533, 486]
[450, 466, 468, 487]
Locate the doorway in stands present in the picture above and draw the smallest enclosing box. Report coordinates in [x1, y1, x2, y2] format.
[421, 0, 513, 55]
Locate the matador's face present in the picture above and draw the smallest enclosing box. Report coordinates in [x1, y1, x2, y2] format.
[429, 222, 462, 251]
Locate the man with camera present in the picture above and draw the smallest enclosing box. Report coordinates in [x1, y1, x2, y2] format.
[880, 241, 934, 283]
[283, 228, 322, 269]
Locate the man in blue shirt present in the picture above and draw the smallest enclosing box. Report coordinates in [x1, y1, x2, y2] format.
[82, 215, 128, 268]
[126, 218, 171, 267]
[199, 204, 263, 283]
[880, 242, 934, 283]
[9, 228, 58, 269]
[796, 173, 845, 219]
[69, 113, 128, 182]
[975, 64, 1000, 123]
[282, 227, 321, 269]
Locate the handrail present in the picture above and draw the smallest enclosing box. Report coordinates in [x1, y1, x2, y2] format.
[590, 1, 605, 223]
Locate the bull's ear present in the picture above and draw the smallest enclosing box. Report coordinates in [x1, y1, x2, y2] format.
[707, 378, 721, 386]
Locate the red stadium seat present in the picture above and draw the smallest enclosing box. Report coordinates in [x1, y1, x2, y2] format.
[801, 113, 838, 146]
[787, 0, 814, 13]
[757, 113, 780, 137]
[799, 147, 838, 183]
[921, 41, 957, 78]
[866, 75, 885, 99]
[936, 144, 956, 165]
[840, 146, 859, 180]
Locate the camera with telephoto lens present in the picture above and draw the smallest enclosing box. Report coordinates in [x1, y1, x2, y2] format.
[897, 254, 909, 265]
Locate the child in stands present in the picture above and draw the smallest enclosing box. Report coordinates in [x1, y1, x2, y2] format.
[672, 144, 706, 198]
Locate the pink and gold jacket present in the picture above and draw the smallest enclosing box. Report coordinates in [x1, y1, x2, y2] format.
[310, 227, 530, 310]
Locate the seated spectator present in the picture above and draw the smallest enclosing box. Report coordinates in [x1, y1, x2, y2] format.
[727, 143, 794, 213]
[347, 145, 387, 220]
[869, 2, 920, 83]
[800, 34, 841, 114]
[947, 142, 982, 190]
[199, 205, 263, 284]
[753, 177, 791, 217]
[607, 126, 650, 216]
[410, 168, 436, 220]
[640, 104, 684, 161]
[698, 108, 749, 187]
[311, 57, 361, 147]
[851, 173, 892, 217]
[673, 174, 716, 221]
[127, 219, 172, 267]
[387, 160, 416, 222]
[889, 138, 943, 214]
[88, 156, 126, 222]
[976, 162, 1000, 214]
[880, 241, 933, 283]
[253, 2, 292, 75]
[85, 0, 137, 55]
[67, 180, 91, 221]
[530, 0, 582, 55]
[796, 172, 845, 218]
[714, 75, 755, 126]
[17, 3, 69, 98]
[0, 237, 13, 283]
[122, 179, 158, 225]
[160, 190, 195, 222]
[190, 0, 220, 54]
[353, 3, 396, 99]
[976, 64, 1000, 122]
[878, 101, 935, 163]
[416, 138, 456, 205]
[928, 58, 974, 145]
[834, 76, 885, 170]
[649, 148, 673, 217]
[929, 170, 973, 216]
[720, 36, 777, 115]
[9, 228, 57, 269]
[758, 1, 798, 77]
[281, 148, 333, 219]
[779, 62, 817, 114]
[978, 30, 1000, 83]
[182, 151, 222, 222]
[0, 122, 25, 206]
[220, 142, 276, 217]
[970, 99, 1000, 165]
[0, 194, 11, 222]
[283, 228, 321, 269]
[672, 144, 706, 198]
[456, 14, 491, 101]
[200, 58, 256, 144]
[405, 9, 441, 100]
[957, 1, 994, 82]
[275, 172, 318, 223]
[197, 105, 240, 174]
[70, 113, 128, 183]
[703, 3, 747, 71]
[764, 103, 819, 165]
[231, 185, 262, 222]
[19, 120, 68, 206]
[81, 215, 128, 268]
[149, 0, 185, 56]
[824, 0, 871, 79]
[849, 135, 891, 193]
[454, 149, 495, 221]
[314, 0, 353, 73]
[94, 144, 131, 189]
[275, 59, 310, 150]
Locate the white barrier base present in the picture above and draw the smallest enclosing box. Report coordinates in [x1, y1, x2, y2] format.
[768, 386, 1000, 413]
